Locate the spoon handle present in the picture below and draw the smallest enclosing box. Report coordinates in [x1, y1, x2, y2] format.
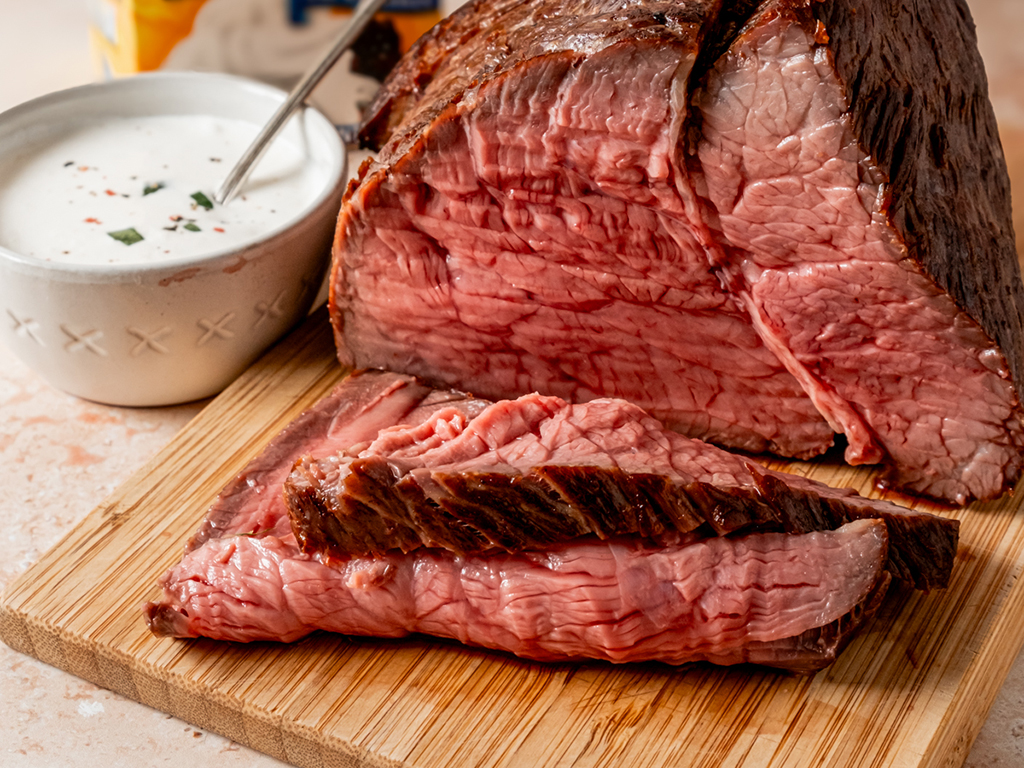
[214, 0, 390, 205]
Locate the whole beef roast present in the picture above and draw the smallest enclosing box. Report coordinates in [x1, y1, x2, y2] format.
[145, 370, 958, 672]
[331, 0, 1024, 504]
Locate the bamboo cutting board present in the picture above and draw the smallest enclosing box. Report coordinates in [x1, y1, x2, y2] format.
[2, 306, 1024, 768]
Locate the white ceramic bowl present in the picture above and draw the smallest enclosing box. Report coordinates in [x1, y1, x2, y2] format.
[0, 72, 346, 406]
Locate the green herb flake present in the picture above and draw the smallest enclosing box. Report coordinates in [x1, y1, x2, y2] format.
[190, 191, 214, 210]
[108, 227, 144, 245]
[183, 222, 201, 232]
[143, 182, 164, 196]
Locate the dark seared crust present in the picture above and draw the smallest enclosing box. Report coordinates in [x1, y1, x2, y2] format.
[286, 450, 959, 590]
[359, 0, 717, 153]
[755, 472, 957, 590]
[811, 0, 1023, 400]
[357, 0, 479, 148]
[286, 456, 490, 556]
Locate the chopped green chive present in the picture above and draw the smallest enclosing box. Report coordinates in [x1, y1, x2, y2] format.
[190, 191, 213, 210]
[108, 227, 144, 245]
[143, 182, 165, 196]
[183, 222, 201, 232]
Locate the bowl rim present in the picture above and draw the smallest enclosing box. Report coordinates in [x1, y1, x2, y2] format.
[0, 71, 347, 281]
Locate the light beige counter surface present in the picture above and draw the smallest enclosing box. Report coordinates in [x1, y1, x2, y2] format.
[2, 1, 1023, 766]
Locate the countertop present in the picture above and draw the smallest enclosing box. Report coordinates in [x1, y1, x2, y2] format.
[2, 1, 1023, 766]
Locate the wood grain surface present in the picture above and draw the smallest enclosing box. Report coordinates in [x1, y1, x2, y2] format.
[2, 304, 1024, 768]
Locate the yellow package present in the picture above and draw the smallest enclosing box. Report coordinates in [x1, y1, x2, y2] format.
[89, 0, 210, 77]
[88, 0, 442, 79]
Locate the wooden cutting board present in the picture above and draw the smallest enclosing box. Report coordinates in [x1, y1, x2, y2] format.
[2, 305, 1024, 768]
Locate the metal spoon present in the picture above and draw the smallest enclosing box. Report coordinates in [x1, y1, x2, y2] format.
[214, 0, 389, 206]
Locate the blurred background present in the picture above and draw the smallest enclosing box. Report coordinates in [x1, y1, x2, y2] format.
[0, 1, 1022, 767]
[0, 0, 470, 122]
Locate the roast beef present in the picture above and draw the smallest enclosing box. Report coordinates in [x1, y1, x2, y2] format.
[285, 390, 957, 590]
[181, 368, 490, 554]
[148, 516, 890, 672]
[146, 370, 958, 672]
[331, 0, 1024, 504]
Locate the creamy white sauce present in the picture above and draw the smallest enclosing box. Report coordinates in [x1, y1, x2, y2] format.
[0, 113, 328, 265]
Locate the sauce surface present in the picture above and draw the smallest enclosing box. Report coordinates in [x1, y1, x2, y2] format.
[0, 113, 329, 265]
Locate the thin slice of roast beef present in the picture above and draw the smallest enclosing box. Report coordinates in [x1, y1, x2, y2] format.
[147, 370, 957, 672]
[148, 517, 890, 672]
[332, 0, 1024, 504]
[285, 390, 958, 589]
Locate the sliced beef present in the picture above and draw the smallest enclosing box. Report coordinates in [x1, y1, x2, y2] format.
[284, 388, 958, 589]
[331, 0, 1024, 503]
[148, 518, 889, 672]
[184, 369, 490, 551]
[147, 370, 957, 672]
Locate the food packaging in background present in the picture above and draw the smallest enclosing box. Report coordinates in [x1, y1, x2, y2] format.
[88, 0, 210, 76]
[86, 0, 463, 125]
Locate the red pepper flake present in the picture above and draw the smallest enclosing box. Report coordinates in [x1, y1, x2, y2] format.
[105, 189, 117, 196]
[213, 227, 225, 233]
[77, 165, 89, 171]
[84, 217, 101, 224]
[169, 214, 183, 222]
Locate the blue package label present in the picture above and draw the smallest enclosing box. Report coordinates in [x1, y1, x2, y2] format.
[290, 0, 438, 23]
